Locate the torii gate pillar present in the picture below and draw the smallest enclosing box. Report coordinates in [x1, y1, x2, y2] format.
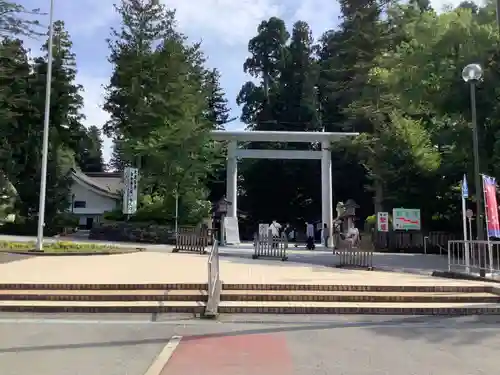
[321, 140, 333, 247]
[226, 140, 238, 218]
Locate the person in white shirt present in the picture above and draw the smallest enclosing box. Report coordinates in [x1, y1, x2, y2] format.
[269, 220, 282, 249]
[305, 221, 315, 250]
[269, 220, 281, 237]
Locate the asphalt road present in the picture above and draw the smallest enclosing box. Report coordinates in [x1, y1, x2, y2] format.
[0, 313, 499, 375]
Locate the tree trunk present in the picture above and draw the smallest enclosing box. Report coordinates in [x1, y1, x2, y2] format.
[373, 178, 384, 214]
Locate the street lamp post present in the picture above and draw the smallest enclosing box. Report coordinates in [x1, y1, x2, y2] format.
[35, 0, 55, 251]
[462, 63, 486, 276]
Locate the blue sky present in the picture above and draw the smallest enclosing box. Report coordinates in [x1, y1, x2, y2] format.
[18, 0, 456, 163]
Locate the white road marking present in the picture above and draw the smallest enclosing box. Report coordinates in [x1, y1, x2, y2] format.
[143, 335, 182, 375]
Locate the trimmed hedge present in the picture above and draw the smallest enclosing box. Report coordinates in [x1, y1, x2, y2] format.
[0, 241, 119, 253]
[89, 222, 175, 244]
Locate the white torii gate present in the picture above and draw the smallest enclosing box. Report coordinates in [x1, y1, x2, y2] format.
[210, 130, 359, 247]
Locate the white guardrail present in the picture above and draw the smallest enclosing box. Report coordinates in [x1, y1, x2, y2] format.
[205, 236, 221, 317]
[448, 240, 500, 279]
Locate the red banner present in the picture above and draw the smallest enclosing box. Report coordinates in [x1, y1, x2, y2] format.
[483, 175, 500, 238]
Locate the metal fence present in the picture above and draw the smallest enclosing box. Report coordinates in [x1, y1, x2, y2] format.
[252, 231, 288, 261]
[374, 231, 458, 253]
[448, 240, 500, 279]
[205, 236, 221, 317]
[337, 241, 373, 269]
[173, 226, 211, 254]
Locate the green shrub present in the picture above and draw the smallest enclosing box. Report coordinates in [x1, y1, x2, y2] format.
[103, 210, 126, 222]
[0, 213, 79, 236]
[365, 215, 376, 226]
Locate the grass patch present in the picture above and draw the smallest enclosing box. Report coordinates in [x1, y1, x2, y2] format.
[0, 241, 124, 253]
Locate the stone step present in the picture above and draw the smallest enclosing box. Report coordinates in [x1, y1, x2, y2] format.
[0, 300, 499, 315]
[0, 283, 491, 293]
[221, 284, 491, 293]
[219, 291, 500, 303]
[218, 301, 500, 315]
[0, 289, 496, 303]
[0, 289, 494, 303]
[0, 289, 208, 301]
[0, 283, 208, 290]
[0, 300, 206, 313]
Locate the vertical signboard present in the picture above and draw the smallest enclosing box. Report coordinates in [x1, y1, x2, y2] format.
[122, 167, 139, 215]
[377, 212, 389, 232]
[393, 208, 421, 230]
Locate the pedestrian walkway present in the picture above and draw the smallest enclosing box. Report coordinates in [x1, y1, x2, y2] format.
[0, 251, 486, 287]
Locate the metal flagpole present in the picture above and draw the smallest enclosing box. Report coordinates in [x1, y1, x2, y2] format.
[36, 0, 55, 251]
[461, 175, 470, 273]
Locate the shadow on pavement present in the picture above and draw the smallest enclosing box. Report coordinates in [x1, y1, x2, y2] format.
[219, 246, 449, 276]
[0, 253, 32, 264]
[2, 314, 499, 353]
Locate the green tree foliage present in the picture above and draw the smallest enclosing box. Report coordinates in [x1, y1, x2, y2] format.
[205, 68, 230, 129]
[5, 0, 500, 234]
[0, 0, 42, 37]
[234, 1, 500, 231]
[104, 0, 225, 224]
[77, 125, 105, 172]
[109, 138, 127, 171]
[236, 19, 325, 224]
[0, 18, 86, 230]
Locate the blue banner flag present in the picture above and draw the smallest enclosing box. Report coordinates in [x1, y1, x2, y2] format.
[462, 174, 468, 198]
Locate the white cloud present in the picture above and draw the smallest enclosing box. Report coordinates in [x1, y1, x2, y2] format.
[291, 0, 340, 38]
[53, 0, 117, 37]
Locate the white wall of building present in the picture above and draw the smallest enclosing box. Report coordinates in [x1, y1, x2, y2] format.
[70, 182, 119, 226]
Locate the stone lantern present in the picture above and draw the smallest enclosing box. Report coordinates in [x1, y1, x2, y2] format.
[343, 199, 359, 231]
[213, 196, 232, 245]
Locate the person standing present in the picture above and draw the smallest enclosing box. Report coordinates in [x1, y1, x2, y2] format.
[306, 221, 315, 250]
[323, 223, 329, 248]
[269, 220, 281, 248]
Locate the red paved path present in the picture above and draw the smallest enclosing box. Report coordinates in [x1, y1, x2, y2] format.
[160, 333, 293, 375]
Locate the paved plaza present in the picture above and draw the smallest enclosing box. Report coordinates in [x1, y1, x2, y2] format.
[0, 250, 484, 286]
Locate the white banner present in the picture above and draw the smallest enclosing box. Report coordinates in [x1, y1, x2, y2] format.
[123, 167, 139, 214]
[224, 216, 240, 245]
[377, 212, 389, 232]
